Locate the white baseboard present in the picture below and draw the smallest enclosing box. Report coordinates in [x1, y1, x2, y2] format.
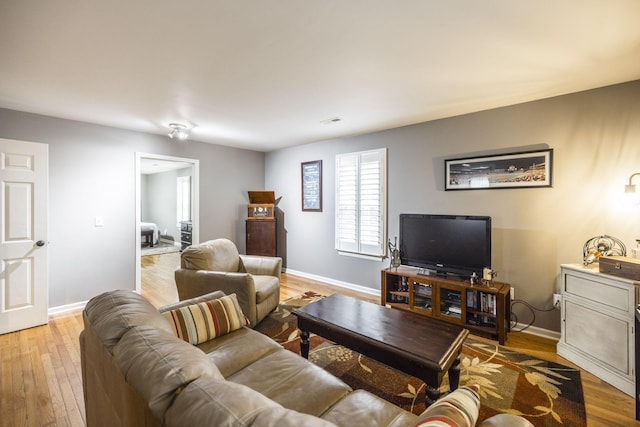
[284, 268, 381, 298]
[283, 268, 560, 342]
[48, 300, 87, 316]
[49, 269, 561, 343]
[48, 289, 143, 317]
[510, 322, 560, 341]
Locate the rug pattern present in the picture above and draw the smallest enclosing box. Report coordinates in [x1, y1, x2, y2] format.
[255, 292, 586, 426]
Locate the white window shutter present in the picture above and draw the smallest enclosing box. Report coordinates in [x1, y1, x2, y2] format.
[336, 153, 358, 252]
[335, 148, 386, 257]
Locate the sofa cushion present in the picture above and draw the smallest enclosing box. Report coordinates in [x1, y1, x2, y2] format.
[162, 293, 249, 344]
[197, 327, 282, 377]
[228, 348, 352, 417]
[321, 389, 418, 427]
[413, 385, 481, 427]
[113, 325, 224, 420]
[166, 377, 337, 427]
[253, 275, 280, 303]
[84, 290, 174, 351]
[181, 238, 240, 271]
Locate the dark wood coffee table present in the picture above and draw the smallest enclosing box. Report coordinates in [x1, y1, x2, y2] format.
[293, 294, 469, 405]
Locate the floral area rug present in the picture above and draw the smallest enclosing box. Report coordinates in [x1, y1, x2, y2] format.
[254, 292, 586, 426]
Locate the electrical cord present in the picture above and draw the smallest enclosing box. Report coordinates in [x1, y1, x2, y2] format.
[509, 299, 557, 333]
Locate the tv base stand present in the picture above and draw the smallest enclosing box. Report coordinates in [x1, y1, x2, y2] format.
[382, 266, 511, 344]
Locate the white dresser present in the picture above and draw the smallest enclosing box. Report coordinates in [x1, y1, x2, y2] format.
[558, 264, 640, 396]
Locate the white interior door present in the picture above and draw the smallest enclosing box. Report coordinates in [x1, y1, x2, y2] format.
[0, 138, 48, 334]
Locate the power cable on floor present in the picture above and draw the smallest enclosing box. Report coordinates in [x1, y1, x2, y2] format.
[509, 299, 556, 333]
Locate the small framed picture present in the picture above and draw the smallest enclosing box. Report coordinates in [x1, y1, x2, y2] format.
[445, 149, 553, 190]
[301, 160, 322, 211]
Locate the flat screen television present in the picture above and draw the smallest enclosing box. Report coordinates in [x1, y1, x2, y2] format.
[399, 213, 491, 278]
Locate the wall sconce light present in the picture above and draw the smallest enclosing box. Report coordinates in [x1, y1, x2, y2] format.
[168, 123, 189, 140]
[622, 172, 640, 206]
[625, 173, 640, 193]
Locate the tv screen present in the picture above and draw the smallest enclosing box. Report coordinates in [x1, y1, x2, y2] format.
[399, 214, 491, 278]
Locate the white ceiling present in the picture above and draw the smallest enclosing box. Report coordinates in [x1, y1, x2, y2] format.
[1, 1, 639, 152]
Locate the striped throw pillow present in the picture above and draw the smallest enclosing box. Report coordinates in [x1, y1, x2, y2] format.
[413, 385, 481, 427]
[162, 294, 249, 344]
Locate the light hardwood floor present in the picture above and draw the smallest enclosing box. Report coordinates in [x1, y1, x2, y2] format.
[1, 252, 638, 426]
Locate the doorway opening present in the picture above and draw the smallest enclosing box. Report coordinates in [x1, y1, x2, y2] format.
[135, 152, 199, 292]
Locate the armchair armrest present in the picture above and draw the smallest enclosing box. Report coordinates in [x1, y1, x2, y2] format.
[174, 269, 259, 326]
[239, 255, 282, 278]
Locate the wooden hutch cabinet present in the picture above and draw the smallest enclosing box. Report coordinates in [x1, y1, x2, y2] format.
[246, 219, 276, 256]
[382, 265, 511, 344]
[245, 191, 278, 257]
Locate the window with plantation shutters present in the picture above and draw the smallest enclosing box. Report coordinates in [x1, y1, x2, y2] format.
[335, 148, 387, 257]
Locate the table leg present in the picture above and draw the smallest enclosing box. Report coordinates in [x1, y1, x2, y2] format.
[425, 357, 462, 407]
[300, 331, 310, 359]
[448, 357, 461, 392]
[425, 386, 440, 407]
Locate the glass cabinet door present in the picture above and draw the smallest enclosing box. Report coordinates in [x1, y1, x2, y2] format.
[439, 286, 463, 321]
[412, 281, 432, 312]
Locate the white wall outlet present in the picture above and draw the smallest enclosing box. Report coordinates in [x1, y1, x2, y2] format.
[510, 287, 514, 300]
[95, 216, 104, 227]
[553, 293, 562, 309]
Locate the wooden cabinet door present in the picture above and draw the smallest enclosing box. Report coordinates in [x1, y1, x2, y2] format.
[438, 284, 464, 323]
[246, 220, 276, 256]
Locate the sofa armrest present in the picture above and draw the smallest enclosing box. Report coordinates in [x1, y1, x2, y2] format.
[174, 269, 258, 325]
[158, 290, 227, 313]
[240, 255, 282, 278]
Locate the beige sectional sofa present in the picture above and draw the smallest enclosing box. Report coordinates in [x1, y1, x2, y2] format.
[80, 289, 531, 427]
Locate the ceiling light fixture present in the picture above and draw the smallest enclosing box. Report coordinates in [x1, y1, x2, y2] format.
[320, 117, 342, 125]
[168, 123, 189, 140]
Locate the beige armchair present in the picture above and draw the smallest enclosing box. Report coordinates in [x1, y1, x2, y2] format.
[174, 238, 282, 327]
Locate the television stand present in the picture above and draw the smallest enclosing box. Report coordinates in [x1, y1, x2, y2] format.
[416, 268, 465, 280]
[382, 265, 511, 344]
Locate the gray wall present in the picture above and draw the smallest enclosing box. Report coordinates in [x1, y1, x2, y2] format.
[0, 109, 265, 308]
[265, 80, 640, 333]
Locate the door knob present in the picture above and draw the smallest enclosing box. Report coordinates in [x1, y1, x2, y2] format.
[36, 240, 46, 247]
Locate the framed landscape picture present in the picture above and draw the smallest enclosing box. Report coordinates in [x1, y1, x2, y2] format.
[301, 160, 322, 211]
[445, 149, 553, 190]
